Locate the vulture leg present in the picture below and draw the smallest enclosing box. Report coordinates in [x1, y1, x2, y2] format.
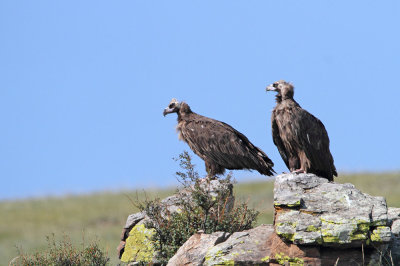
[205, 161, 218, 180]
[288, 156, 300, 173]
[292, 169, 306, 174]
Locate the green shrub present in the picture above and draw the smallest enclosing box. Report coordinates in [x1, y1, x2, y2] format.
[11, 234, 109, 266]
[136, 151, 259, 264]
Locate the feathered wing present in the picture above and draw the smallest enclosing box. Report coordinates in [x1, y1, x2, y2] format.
[291, 108, 337, 180]
[180, 115, 274, 176]
[271, 114, 290, 170]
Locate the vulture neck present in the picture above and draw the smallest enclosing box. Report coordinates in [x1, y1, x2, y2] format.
[177, 103, 193, 122]
[275, 94, 295, 103]
[276, 94, 299, 106]
[275, 94, 283, 103]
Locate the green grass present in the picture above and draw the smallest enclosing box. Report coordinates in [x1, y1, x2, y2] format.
[1, 172, 399, 265]
[233, 179, 275, 225]
[0, 189, 174, 265]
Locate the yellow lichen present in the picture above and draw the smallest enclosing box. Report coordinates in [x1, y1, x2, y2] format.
[273, 252, 304, 266]
[274, 200, 301, 208]
[120, 223, 155, 263]
[261, 255, 270, 262]
[370, 226, 387, 242]
[305, 225, 319, 232]
[204, 248, 236, 265]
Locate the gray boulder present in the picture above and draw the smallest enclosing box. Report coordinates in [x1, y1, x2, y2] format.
[274, 173, 391, 247]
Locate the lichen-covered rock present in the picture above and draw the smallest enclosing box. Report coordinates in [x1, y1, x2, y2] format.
[274, 173, 391, 247]
[118, 179, 234, 264]
[118, 173, 400, 265]
[168, 231, 230, 266]
[204, 225, 275, 265]
[168, 225, 305, 265]
[120, 224, 156, 263]
[167, 224, 387, 265]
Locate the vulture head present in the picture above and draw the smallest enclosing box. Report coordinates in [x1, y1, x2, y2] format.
[163, 98, 181, 116]
[163, 98, 192, 117]
[266, 80, 294, 100]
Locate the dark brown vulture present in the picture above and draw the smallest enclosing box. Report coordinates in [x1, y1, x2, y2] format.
[163, 98, 275, 179]
[266, 80, 337, 181]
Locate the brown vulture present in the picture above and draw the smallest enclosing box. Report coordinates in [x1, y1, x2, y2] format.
[163, 98, 275, 179]
[266, 80, 337, 181]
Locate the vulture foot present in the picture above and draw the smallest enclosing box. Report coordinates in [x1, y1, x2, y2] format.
[292, 169, 306, 174]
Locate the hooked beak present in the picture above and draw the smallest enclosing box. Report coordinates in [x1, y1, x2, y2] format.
[163, 107, 174, 117]
[266, 84, 277, 92]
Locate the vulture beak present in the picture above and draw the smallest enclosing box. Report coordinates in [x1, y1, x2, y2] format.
[163, 107, 174, 117]
[266, 84, 277, 92]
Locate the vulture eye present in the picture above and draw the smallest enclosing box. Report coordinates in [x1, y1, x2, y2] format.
[169, 103, 175, 108]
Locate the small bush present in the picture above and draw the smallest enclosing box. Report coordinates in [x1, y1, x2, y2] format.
[11, 234, 109, 266]
[136, 151, 259, 264]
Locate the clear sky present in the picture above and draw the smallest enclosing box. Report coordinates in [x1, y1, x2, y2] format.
[0, 1, 399, 199]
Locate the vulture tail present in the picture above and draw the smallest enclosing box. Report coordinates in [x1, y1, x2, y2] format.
[257, 155, 275, 176]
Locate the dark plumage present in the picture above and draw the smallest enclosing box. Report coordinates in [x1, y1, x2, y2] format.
[266, 80, 337, 181]
[163, 98, 275, 178]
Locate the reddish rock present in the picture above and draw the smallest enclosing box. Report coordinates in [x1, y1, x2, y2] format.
[168, 224, 390, 265]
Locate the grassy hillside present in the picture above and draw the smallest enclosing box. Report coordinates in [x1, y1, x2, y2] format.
[1, 172, 399, 265]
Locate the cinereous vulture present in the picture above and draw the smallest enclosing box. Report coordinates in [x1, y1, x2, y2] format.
[163, 98, 275, 179]
[266, 80, 337, 181]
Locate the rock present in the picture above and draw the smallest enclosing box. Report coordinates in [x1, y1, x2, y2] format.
[274, 173, 391, 247]
[168, 231, 230, 266]
[124, 212, 147, 229]
[117, 212, 147, 259]
[388, 207, 400, 235]
[119, 172, 400, 265]
[388, 207, 400, 264]
[118, 179, 234, 264]
[203, 225, 277, 265]
[120, 224, 156, 264]
[168, 224, 388, 265]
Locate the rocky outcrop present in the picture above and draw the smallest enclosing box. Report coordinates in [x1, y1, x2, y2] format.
[117, 179, 234, 264]
[168, 231, 230, 265]
[274, 173, 391, 247]
[119, 173, 400, 265]
[168, 224, 389, 265]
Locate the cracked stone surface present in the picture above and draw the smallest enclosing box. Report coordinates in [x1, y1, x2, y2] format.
[274, 173, 392, 247]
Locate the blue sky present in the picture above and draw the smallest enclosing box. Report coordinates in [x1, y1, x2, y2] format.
[0, 1, 399, 199]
